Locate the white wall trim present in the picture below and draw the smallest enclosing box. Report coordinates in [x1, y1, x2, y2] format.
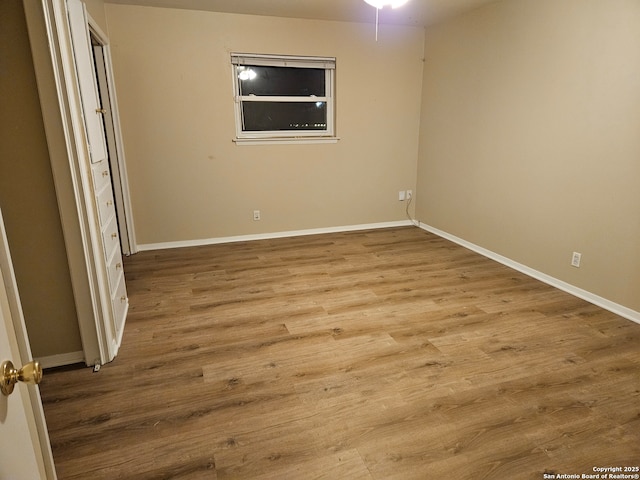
[37, 350, 85, 369]
[141, 220, 640, 325]
[233, 137, 340, 146]
[137, 221, 413, 251]
[419, 223, 640, 325]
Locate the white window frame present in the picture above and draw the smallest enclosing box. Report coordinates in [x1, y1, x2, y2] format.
[231, 53, 337, 145]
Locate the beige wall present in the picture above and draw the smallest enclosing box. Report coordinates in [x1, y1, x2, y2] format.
[416, 0, 640, 312]
[0, 0, 82, 357]
[84, 0, 108, 33]
[104, 5, 424, 245]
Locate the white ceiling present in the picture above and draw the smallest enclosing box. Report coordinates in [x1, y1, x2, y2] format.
[102, 0, 500, 28]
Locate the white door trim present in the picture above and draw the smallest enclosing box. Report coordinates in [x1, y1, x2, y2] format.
[88, 15, 138, 256]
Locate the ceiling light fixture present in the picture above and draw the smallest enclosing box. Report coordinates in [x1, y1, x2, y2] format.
[363, 0, 410, 41]
[364, 0, 409, 8]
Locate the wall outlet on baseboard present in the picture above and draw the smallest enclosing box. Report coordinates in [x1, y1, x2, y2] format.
[253, 210, 261, 221]
[571, 251, 581, 267]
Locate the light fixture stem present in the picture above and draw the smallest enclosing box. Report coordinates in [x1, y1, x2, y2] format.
[375, 7, 379, 42]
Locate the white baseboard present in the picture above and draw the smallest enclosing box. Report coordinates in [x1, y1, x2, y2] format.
[137, 220, 413, 252]
[139, 220, 639, 324]
[419, 223, 640, 325]
[37, 351, 85, 369]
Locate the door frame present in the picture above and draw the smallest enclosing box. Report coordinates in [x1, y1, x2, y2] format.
[89, 18, 137, 257]
[23, 0, 134, 367]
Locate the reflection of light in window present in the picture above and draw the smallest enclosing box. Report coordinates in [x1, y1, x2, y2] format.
[238, 67, 257, 81]
[289, 123, 327, 128]
[315, 101, 323, 108]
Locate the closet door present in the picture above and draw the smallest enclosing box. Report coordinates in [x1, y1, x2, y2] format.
[67, 0, 128, 364]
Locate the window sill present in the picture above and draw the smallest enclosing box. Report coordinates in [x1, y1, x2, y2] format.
[233, 137, 340, 146]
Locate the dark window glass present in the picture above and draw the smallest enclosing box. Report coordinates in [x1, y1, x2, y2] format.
[238, 66, 325, 97]
[241, 102, 327, 131]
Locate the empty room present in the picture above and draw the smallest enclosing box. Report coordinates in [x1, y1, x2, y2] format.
[0, 0, 639, 478]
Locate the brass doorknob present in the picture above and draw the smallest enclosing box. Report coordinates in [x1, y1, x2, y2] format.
[1, 360, 43, 396]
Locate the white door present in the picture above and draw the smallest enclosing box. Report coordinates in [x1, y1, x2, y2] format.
[0, 210, 56, 479]
[67, 0, 130, 364]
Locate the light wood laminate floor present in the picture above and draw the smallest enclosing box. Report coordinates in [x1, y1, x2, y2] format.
[41, 227, 640, 479]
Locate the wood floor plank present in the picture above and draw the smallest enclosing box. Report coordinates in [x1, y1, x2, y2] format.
[39, 227, 640, 479]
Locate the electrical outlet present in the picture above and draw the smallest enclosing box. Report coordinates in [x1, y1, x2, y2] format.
[398, 191, 406, 201]
[253, 210, 261, 221]
[406, 190, 413, 199]
[571, 252, 581, 267]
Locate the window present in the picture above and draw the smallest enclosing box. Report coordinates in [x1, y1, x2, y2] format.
[231, 53, 336, 144]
